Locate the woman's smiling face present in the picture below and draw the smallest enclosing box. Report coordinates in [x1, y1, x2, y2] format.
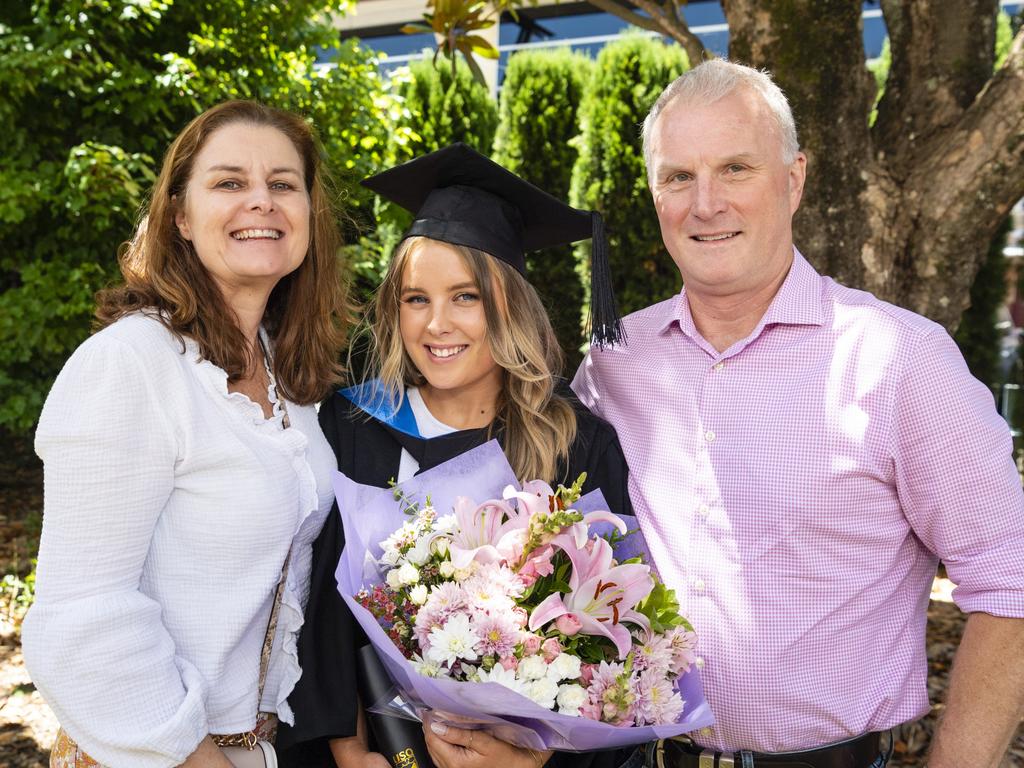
[174, 122, 310, 301]
[398, 238, 503, 406]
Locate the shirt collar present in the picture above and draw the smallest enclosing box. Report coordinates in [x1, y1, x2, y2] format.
[658, 247, 824, 336]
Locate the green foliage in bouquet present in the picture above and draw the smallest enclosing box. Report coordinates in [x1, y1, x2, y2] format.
[493, 49, 594, 369]
[570, 34, 688, 319]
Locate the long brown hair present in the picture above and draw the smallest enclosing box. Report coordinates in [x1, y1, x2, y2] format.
[96, 100, 350, 404]
[365, 236, 576, 482]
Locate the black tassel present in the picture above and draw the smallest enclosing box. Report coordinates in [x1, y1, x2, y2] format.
[589, 211, 625, 348]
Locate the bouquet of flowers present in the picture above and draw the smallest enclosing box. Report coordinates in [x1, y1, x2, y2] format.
[334, 441, 713, 752]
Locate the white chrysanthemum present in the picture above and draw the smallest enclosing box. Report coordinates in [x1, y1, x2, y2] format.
[411, 653, 442, 678]
[556, 683, 587, 716]
[397, 561, 420, 586]
[517, 654, 549, 681]
[425, 613, 480, 667]
[480, 664, 527, 695]
[546, 653, 582, 682]
[523, 677, 559, 710]
[409, 584, 429, 605]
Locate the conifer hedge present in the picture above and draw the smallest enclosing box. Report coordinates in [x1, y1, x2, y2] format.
[354, 58, 500, 299]
[570, 35, 688, 319]
[493, 49, 594, 370]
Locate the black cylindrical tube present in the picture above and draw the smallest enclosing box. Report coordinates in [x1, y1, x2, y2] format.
[356, 644, 436, 768]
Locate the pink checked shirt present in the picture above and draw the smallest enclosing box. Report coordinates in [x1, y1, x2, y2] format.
[572, 250, 1024, 753]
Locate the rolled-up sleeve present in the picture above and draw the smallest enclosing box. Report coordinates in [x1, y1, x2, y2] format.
[892, 328, 1024, 617]
[22, 334, 209, 767]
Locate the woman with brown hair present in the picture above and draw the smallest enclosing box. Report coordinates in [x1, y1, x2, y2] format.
[22, 100, 349, 768]
[280, 145, 640, 768]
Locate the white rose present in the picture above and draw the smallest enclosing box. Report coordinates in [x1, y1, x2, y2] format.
[397, 561, 420, 586]
[517, 655, 549, 681]
[439, 561, 456, 578]
[406, 540, 431, 566]
[524, 678, 559, 710]
[409, 584, 429, 605]
[432, 537, 450, 556]
[555, 684, 587, 716]
[386, 568, 403, 589]
[546, 653, 582, 682]
[381, 547, 401, 566]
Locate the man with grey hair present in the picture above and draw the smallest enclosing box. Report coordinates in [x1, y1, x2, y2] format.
[573, 59, 1024, 768]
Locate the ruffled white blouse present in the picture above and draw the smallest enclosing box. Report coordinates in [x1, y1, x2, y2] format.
[22, 312, 336, 768]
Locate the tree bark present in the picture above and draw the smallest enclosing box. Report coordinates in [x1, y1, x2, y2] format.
[717, 0, 1024, 331]
[724, 0, 876, 292]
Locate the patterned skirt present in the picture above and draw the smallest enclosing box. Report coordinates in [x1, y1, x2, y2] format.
[49, 713, 279, 767]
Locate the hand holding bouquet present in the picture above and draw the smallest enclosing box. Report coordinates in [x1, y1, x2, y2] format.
[335, 441, 712, 752]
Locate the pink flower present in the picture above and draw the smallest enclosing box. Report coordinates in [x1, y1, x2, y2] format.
[499, 655, 519, 671]
[517, 545, 556, 587]
[521, 633, 542, 656]
[668, 626, 698, 674]
[528, 551, 654, 658]
[541, 637, 562, 662]
[584, 661, 636, 726]
[511, 607, 529, 628]
[579, 663, 597, 685]
[635, 670, 685, 725]
[474, 614, 519, 658]
[555, 613, 582, 636]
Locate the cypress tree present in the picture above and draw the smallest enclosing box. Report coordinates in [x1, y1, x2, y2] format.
[493, 49, 594, 369]
[571, 34, 689, 320]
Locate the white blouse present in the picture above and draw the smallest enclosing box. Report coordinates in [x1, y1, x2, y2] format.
[22, 313, 336, 768]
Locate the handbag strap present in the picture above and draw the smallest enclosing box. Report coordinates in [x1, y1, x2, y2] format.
[256, 330, 292, 706]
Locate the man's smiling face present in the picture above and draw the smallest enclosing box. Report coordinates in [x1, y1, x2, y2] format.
[647, 86, 806, 303]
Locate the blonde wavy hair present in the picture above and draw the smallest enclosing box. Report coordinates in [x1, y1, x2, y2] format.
[365, 236, 577, 482]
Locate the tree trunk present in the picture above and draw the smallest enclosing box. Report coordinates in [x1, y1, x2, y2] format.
[721, 0, 1024, 332]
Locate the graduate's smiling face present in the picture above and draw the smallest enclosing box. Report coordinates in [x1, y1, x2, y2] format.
[398, 239, 503, 405]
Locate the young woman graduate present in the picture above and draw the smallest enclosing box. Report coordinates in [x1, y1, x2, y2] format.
[277, 144, 642, 768]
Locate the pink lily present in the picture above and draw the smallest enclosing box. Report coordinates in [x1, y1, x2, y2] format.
[448, 496, 517, 569]
[448, 487, 539, 569]
[528, 559, 654, 659]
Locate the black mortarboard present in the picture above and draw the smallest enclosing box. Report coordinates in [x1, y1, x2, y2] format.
[361, 143, 623, 347]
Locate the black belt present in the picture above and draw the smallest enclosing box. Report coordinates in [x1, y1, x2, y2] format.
[654, 731, 884, 768]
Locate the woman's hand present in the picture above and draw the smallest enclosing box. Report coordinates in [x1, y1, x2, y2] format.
[329, 705, 393, 768]
[329, 737, 393, 768]
[422, 714, 552, 768]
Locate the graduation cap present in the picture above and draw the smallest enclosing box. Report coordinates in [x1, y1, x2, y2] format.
[361, 143, 623, 347]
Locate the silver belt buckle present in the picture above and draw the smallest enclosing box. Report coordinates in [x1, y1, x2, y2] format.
[698, 750, 716, 767]
[718, 753, 736, 767]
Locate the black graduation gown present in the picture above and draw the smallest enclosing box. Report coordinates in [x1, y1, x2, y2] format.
[277, 387, 636, 768]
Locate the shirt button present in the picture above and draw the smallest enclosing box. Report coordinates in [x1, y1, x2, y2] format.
[695, 656, 706, 670]
[698, 504, 710, 517]
[694, 579, 705, 592]
[712, 361, 725, 372]
[704, 430, 716, 443]
[699, 727, 713, 738]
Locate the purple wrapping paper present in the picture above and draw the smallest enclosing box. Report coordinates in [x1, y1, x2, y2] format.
[333, 440, 715, 752]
